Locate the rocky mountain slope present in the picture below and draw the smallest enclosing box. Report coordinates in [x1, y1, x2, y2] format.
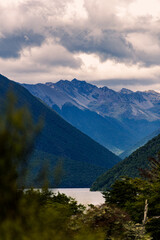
[23, 79, 160, 155]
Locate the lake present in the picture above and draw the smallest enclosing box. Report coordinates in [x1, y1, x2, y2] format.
[51, 188, 105, 206]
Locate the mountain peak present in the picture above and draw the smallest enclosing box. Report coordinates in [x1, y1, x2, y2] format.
[71, 78, 87, 85]
[101, 86, 109, 91]
[145, 90, 158, 94]
[120, 88, 133, 94]
[54, 79, 71, 87]
[72, 78, 79, 82]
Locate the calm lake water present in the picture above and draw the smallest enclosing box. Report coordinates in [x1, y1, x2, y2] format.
[50, 188, 105, 206]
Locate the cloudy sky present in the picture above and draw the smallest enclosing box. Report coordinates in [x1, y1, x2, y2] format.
[1, 0, 160, 91]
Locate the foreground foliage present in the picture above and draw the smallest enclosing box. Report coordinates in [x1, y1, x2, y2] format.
[0, 188, 151, 240]
[103, 154, 160, 240]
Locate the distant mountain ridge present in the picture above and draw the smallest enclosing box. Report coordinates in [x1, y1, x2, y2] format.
[23, 79, 160, 155]
[0, 74, 120, 187]
[44, 78, 160, 121]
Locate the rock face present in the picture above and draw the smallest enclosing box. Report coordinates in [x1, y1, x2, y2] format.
[23, 79, 160, 155]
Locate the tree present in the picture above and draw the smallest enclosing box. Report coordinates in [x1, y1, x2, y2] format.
[103, 152, 160, 239]
[103, 177, 151, 223]
[140, 153, 160, 240]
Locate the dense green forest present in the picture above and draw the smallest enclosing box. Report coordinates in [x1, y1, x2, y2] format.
[91, 133, 160, 190]
[27, 150, 105, 188]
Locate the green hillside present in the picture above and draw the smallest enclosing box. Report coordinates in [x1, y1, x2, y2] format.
[0, 74, 120, 187]
[26, 150, 106, 188]
[91, 133, 160, 190]
[120, 128, 160, 159]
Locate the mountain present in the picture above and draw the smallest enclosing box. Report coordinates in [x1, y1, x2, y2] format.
[0, 74, 121, 187]
[50, 79, 160, 122]
[91, 133, 160, 191]
[120, 128, 160, 159]
[22, 82, 133, 154]
[52, 104, 135, 155]
[23, 79, 160, 154]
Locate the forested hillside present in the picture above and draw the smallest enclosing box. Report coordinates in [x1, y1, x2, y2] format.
[91, 133, 160, 190]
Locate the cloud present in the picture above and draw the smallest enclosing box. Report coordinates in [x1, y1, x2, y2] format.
[1, 0, 160, 91]
[53, 28, 134, 62]
[0, 31, 44, 58]
[0, 0, 160, 66]
[24, 39, 82, 68]
[90, 78, 160, 92]
[91, 78, 160, 87]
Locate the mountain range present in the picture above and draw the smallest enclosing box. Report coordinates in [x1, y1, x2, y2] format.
[23, 79, 160, 155]
[0, 74, 120, 187]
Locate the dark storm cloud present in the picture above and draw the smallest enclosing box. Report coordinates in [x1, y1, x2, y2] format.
[0, 31, 44, 58]
[53, 29, 134, 62]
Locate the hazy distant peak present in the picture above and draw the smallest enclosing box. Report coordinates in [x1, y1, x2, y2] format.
[144, 90, 159, 94]
[120, 88, 133, 94]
